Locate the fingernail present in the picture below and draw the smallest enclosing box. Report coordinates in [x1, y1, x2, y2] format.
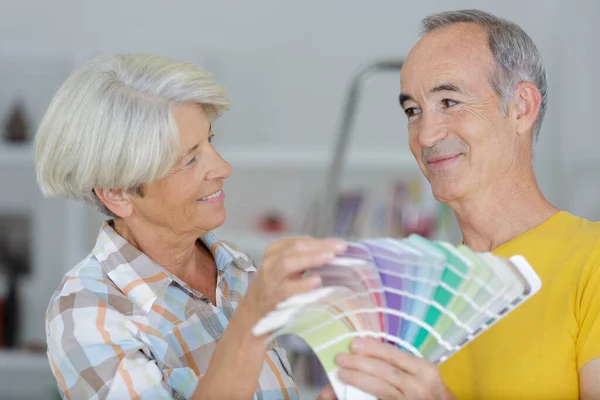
[351, 338, 364, 351]
[318, 252, 335, 262]
[336, 353, 348, 366]
[309, 274, 322, 288]
[334, 241, 348, 252]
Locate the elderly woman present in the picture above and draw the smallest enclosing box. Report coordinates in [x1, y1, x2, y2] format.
[34, 53, 348, 399]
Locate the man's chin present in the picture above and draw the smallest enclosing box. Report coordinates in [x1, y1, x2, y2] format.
[430, 184, 465, 205]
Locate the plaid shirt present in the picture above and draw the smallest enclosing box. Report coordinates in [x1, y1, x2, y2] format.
[46, 222, 299, 400]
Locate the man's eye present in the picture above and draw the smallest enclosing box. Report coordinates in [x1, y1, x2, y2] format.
[442, 99, 459, 108]
[404, 107, 421, 117]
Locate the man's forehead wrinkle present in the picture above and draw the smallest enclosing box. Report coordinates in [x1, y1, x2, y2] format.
[403, 63, 470, 98]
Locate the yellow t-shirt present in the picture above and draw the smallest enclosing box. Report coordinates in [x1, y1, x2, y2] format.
[440, 211, 600, 399]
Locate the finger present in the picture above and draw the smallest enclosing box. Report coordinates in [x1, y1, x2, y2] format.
[350, 337, 431, 376]
[266, 237, 347, 255]
[269, 250, 338, 279]
[336, 352, 408, 394]
[290, 237, 347, 254]
[316, 384, 337, 400]
[338, 351, 448, 400]
[337, 367, 403, 400]
[265, 236, 313, 252]
[279, 274, 322, 300]
[262, 238, 347, 278]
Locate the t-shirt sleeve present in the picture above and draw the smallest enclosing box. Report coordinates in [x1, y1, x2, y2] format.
[576, 249, 600, 370]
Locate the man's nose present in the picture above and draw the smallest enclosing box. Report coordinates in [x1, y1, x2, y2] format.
[418, 112, 449, 148]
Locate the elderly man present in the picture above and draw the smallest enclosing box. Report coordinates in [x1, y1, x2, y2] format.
[319, 9, 600, 400]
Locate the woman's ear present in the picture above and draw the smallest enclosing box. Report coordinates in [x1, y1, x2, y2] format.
[512, 81, 542, 137]
[94, 187, 133, 218]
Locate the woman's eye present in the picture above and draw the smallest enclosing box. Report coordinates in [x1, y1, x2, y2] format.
[208, 135, 215, 143]
[185, 155, 197, 166]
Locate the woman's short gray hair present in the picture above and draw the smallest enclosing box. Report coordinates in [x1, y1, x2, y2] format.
[35, 53, 229, 215]
[422, 9, 548, 141]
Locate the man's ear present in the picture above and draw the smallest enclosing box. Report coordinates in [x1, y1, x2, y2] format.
[94, 187, 134, 218]
[511, 81, 542, 137]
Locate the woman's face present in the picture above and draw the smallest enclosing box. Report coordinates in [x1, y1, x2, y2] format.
[129, 103, 232, 237]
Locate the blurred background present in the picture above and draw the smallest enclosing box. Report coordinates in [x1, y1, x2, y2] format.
[0, 0, 598, 398]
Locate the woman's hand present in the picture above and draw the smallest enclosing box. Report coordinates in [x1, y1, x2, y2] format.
[243, 236, 348, 325]
[332, 337, 455, 400]
[196, 237, 346, 399]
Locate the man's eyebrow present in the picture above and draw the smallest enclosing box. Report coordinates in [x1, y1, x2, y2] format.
[399, 93, 413, 107]
[399, 83, 464, 107]
[430, 83, 462, 94]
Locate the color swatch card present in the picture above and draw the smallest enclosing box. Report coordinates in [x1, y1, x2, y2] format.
[252, 234, 542, 400]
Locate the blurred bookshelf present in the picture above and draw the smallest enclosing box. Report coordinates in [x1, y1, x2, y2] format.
[0, 142, 33, 167]
[0, 140, 87, 399]
[215, 146, 458, 262]
[0, 350, 59, 399]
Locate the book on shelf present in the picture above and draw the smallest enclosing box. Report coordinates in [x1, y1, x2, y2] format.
[302, 174, 456, 242]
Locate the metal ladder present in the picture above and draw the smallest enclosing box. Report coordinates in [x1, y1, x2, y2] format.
[313, 59, 405, 239]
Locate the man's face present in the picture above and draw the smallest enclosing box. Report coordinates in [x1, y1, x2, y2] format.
[400, 23, 517, 205]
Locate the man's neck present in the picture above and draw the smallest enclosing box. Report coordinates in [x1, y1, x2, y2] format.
[450, 168, 559, 252]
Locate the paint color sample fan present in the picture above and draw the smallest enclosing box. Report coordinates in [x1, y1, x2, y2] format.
[252, 235, 542, 400]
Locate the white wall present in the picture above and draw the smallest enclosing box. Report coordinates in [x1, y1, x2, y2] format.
[0, 0, 598, 346]
[552, 0, 600, 219]
[0, 0, 565, 149]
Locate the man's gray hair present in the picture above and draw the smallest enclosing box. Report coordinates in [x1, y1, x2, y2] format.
[422, 9, 548, 141]
[35, 54, 229, 216]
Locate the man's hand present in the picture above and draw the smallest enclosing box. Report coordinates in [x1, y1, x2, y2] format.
[332, 337, 455, 400]
[316, 384, 337, 399]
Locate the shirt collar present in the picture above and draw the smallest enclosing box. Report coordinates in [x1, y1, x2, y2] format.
[92, 221, 256, 311]
[200, 230, 257, 273]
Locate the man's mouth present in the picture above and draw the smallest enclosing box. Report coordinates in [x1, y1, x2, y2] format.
[427, 154, 462, 164]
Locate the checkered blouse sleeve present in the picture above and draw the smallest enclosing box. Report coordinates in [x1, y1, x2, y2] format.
[46, 279, 194, 400]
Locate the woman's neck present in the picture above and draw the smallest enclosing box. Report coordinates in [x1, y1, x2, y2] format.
[112, 218, 217, 294]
